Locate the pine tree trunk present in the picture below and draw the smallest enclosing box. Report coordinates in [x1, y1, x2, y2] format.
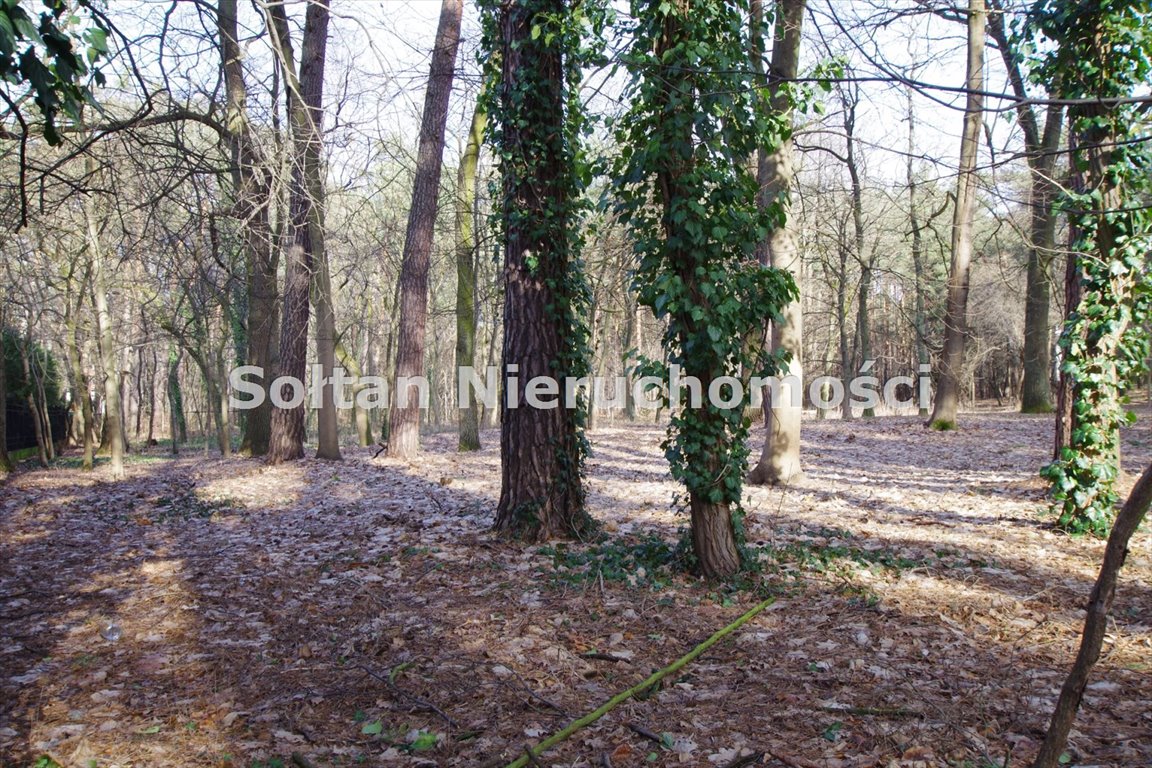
[748, 0, 805, 485]
[456, 98, 486, 452]
[929, 0, 985, 429]
[266, 0, 332, 464]
[690, 491, 741, 580]
[492, 0, 590, 541]
[387, 0, 464, 459]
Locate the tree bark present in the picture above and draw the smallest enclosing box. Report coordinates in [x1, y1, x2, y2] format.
[748, 0, 806, 485]
[986, 4, 1062, 414]
[86, 195, 125, 479]
[492, 0, 591, 541]
[906, 86, 931, 418]
[1053, 232, 1081, 459]
[167, 345, 185, 453]
[334, 340, 372, 447]
[63, 266, 96, 468]
[0, 321, 10, 473]
[266, 0, 332, 463]
[20, 337, 50, 466]
[219, 0, 279, 457]
[312, 209, 341, 460]
[1031, 461, 1152, 767]
[843, 89, 874, 418]
[455, 97, 486, 452]
[387, 0, 464, 459]
[928, 0, 985, 429]
[623, 301, 641, 421]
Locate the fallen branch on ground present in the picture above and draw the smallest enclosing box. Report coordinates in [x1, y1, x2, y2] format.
[499, 598, 774, 768]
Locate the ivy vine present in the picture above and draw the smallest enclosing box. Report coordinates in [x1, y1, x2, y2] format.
[479, 0, 612, 536]
[1030, 0, 1152, 535]
[613, 0, 798, 572]
[0, 0, 107, 145]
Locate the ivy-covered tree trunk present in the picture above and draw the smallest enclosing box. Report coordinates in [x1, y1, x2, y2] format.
[489, 0, 593, 540]
[388, 0, 463, 459]
[1052, 241, 1081, 459]
[928, 0, 985, 429]
[1035, 0, 1151, 535]
[617, 0, 797, 578]
[748, 0, 805, 485]
[455, 99, 486, 453]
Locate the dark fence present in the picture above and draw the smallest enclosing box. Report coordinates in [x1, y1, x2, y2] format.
[5, 403, 69, 452]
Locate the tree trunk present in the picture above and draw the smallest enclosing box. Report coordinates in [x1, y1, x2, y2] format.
[1020, 109, 1062, 414]
[456, 97, 486, 452]
[623, 301, 641, 421]
[690, 493, 741, 579]
[334, 340, 372, 447]
[0, 324, 10, 474]
[492, 0, 591, 541]
[387, 0, 464, 459]
[986, 4, 1062, 414]
[906, 87, 931, 418]
[65, 291, 96, 468]
[1031, 461, 1152, 767]
[213, 348, 232, 457]
[167, 345, 185, 453]
[313, 217, 341, 460]
[748, 0, 805, 485]
[928, 0, 985, 429]
[266, 0, 331, 464]
[836, 242, 854, 420]
[219, 0, 279, 457]
[843, 92, 874, 418]
[86, 198, 125, 479]
[146, 346, 157, 446]
[29, 342, 55, 461]
[1053, 236, 1080, 459]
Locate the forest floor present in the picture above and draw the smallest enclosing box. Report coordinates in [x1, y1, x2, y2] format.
[2, 411, 1151, 768]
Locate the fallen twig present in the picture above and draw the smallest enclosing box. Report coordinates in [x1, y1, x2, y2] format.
[763, 747, 823, 768]
[626, 721, 662, 744]
[500, 598, 774, 768]
[818, 704, 922, 718]
[357, 663, 458, 728]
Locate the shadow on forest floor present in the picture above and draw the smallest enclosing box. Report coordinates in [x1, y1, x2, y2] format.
[1, 410, 1150, 767]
